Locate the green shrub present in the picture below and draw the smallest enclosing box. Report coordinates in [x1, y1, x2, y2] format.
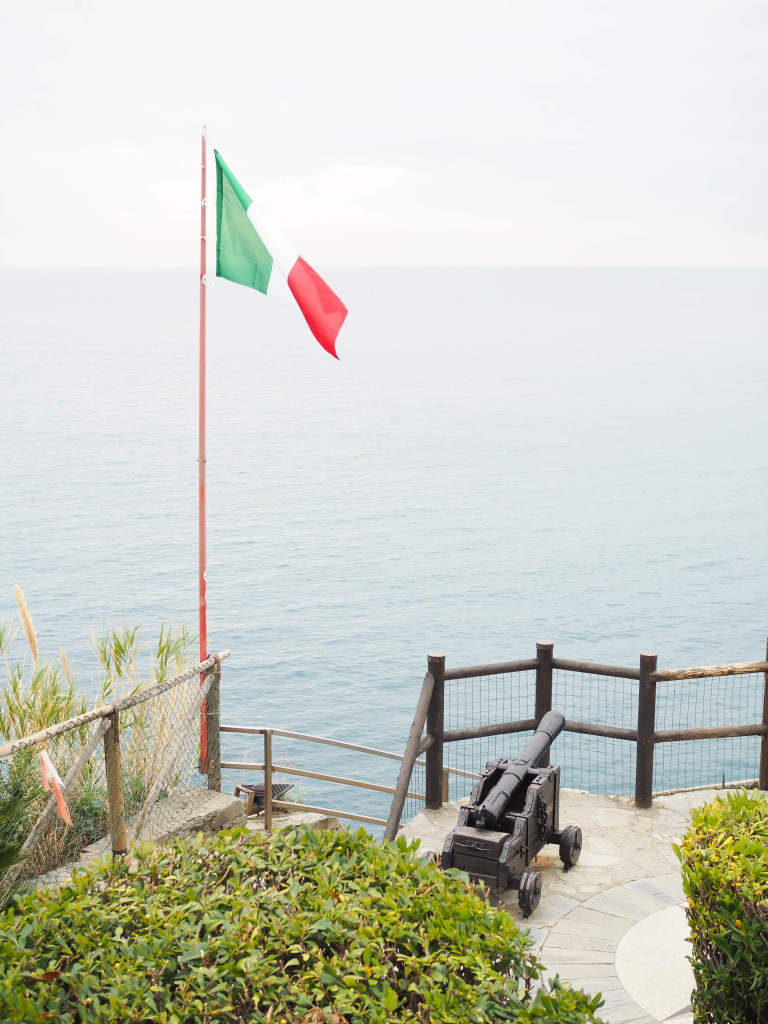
[0, 828, 606, 1023]
[674, 789, 768, 1023]
[0, 791, 28, 910]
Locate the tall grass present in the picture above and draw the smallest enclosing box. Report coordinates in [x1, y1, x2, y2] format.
[0, 588, 88, 741]
[0, 590, 196, 879]
[92, 619, 198, 816]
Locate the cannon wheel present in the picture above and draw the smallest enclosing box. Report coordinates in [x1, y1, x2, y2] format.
[517, 871, 542, 919]
[559, 825, 582, 871]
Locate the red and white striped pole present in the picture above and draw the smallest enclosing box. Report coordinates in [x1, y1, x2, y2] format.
[199, 126, 209, 761]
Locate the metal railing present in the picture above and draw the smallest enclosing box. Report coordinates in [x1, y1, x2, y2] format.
[220, 724, 463, 830]
[384, 641, 768, 839]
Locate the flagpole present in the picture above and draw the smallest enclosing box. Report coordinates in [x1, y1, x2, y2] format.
[199, 125, 209, 760]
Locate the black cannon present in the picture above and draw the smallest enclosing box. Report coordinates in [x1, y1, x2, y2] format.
[441, 711, 582, 917]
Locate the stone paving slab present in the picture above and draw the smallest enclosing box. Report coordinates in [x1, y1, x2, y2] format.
[401, 786, 730, 1023]
[243, 810, 341, 833]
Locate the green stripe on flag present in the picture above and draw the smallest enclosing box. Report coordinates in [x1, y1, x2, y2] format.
[215, 150, 273, 293]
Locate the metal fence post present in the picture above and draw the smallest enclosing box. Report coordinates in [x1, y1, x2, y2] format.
[535, 641, 554, 767]
[264, 730, 273, 832]
[760, 638, 768, 791]
[635, 652, 658, 808]
[425, 653, 446, 809]
[206, 657, 222, 792]
[104, 711, 128, 856]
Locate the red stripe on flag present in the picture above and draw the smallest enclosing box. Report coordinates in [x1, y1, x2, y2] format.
[287, 257, 348, 359]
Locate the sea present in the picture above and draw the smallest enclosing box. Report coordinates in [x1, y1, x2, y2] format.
[3, 267, 768, 824]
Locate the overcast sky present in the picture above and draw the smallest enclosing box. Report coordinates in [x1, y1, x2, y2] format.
[2, 0, 767, 268]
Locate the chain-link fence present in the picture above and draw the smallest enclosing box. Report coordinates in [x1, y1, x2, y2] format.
[0, 652, 227, 893]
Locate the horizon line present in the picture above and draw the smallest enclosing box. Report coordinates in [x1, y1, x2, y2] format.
[2, 264, 768, 272]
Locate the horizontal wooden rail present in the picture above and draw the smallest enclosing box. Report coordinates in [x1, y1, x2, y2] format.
[417, 734, 434, 755]
[553, 657, 641, 680]
[652, 661, 768, 682]
[443, 656, 766, 684]
[444, 718, 637, 745]
[653, 723, 768, 743]
[270, 800, 387, 827]
[445, 658, 538, 680]
[444, 719, 537, 743]
[565, 720, 637, 742]
[0, 651, 231, 761]
[221, 760, 423, 799]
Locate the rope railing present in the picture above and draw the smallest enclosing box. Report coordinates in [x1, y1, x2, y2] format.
[0, 651, 230, 761]
[0, 652, 229, 887]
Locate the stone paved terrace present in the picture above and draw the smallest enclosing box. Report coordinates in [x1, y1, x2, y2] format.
[402, 788, 728, 1024]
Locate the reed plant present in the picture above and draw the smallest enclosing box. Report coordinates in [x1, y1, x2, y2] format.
[92, 619, 197, 815]
[0, 588, 89, 742]
[0, 589, 196, 879]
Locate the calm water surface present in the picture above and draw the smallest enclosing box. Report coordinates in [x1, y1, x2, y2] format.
[3, 268, 767, 817]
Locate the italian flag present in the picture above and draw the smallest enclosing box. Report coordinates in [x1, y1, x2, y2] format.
[215, 151, 348, 359]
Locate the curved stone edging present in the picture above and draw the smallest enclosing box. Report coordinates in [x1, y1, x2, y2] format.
[402, 787, 719, 1024]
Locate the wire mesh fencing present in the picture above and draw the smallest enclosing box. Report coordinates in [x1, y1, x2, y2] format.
[653, 671, 764, 794]
[395, 646, 767, 831]
[0, 653, 227, 892]
[552, 667, 638, 797]
[443, 669, 536, 804]
[440, 667, 638, 802]
[402, 756, 427, 827]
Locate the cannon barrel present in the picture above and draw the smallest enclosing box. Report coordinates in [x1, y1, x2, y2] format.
[476, 711, 565, 828]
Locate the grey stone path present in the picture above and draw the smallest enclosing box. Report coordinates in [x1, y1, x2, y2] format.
[402, 788, 723, 1024]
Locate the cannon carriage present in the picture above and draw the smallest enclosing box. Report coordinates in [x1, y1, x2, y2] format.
[441, 711, 582, 917]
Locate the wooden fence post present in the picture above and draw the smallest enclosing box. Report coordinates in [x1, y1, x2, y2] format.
[760, 638, 768, 791]
[206, 658, 221, 793]
[635, 652, 658, 808]
[384, 671, 436, 840]
[535, 641, 554, 767]
[104, 711, 128, 856]
[425, 653, 446, 809]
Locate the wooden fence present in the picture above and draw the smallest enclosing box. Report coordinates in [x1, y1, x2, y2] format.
[6, 641, 766, 868]
[384, 641, 768, 840]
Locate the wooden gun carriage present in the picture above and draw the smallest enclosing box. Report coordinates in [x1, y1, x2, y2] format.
[441, 710, 582, 917]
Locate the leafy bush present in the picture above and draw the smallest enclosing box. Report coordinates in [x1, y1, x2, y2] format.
[0, 828, 606, 1023]
[0, 791, 28, 910]
[675, 789, 768, 1023]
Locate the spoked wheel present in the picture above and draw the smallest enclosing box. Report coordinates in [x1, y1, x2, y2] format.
[559, 825, 582, 871]
[517, 870, 542, 919]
